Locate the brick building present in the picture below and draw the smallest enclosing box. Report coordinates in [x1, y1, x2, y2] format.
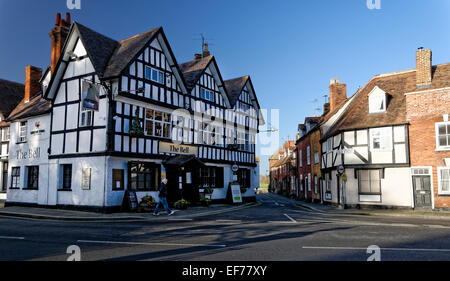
[269, 140, 296, 196]
[405, 48, 450, 210]
[296, 118, 322, 202]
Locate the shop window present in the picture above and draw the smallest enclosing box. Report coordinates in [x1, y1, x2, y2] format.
[129, 162, 160, 191]
[26, 166, 39, 189]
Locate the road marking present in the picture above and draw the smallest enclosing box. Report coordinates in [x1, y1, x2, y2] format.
[303, 246, 450, 253]
[77, 239, 226, 248]
[168, 218, 193, 221]
[216, 220, 242, 223]
[0, 236, 25, 240]
[274, 202, 280, 206]
[284, 214, 297, 223]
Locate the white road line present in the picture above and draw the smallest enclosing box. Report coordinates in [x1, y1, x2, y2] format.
[168, 218, 193, 221]
[284, 214, 297, 223]
[0, 236, 25, 240]
[303, 246, 450, 253]
[77, 239, 226, 248]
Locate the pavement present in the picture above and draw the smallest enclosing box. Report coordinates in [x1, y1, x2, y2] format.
[267, 193, 450, 221]
[0, 202, 260, 222]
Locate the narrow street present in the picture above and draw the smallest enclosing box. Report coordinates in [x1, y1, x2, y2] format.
[1, 194, 450, 261]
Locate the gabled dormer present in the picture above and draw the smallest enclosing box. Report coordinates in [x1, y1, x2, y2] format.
[368, 86, 388, 114]
[179, 49, 231, 110]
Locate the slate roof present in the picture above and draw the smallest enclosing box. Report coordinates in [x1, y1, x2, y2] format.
[75, 23, 119, 77]
[224, 76, 249, 107]
[7, 93, 52, 121]
[102, 26, 161, 78]
[0, 79, 25, 118]
[179, 56, 214, 92]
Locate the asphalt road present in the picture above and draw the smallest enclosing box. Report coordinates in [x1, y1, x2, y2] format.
[2, 194, 450, 261]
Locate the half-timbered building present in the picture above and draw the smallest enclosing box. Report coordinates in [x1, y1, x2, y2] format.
[321, 75, 412, 208]
[6, 14, 263, 211]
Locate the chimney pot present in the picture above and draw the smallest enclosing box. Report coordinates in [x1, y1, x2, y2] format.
[65, 13, 71, 25]
[55, 13, 61, 26]
[202, 42, 210, 57]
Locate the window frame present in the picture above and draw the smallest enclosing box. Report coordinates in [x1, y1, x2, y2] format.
[18, 121, 27, 143]
[369, 94, 387, 114]
[129, 162, 160, 192]
[144, 108, 172, 139]
[369, 127, 393, 152]
[25, 166, 39, 190]
[145, 66, 165, 84]
[438, 167, 450, 195]
[60, 164, 73, 191]
[435, 122, 450, 151]
[358, 169, 382, 195]
[80, 109, 94, 127]
[2, 127, 10, 142]
[10, 167, 20, 189]
[112, 169, 125, 191]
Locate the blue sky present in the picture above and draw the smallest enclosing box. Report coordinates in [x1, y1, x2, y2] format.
[1, 0, 450, 175]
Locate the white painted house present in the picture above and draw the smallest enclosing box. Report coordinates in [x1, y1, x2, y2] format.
[321, 73, 414, 209]
[6, 15, 263, 211]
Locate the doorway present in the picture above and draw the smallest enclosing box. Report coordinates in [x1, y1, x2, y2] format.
[413, 175, 432, 209]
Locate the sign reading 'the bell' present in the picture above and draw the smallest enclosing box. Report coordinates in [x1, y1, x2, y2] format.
[159, 142, 198, 155]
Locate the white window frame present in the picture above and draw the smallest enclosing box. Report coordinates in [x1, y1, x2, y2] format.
[314, 152, 319, 164]
[438, 167, 450, 195]
[80, 109, 94, 127]
[18, 121, 27, 143]
[369, 94, 386, 113]
[145, 66, 164, 84]
[144, 108, 172, 139]
[326, 138, 333, 153]
[369, 127, 393, 152]
[200, 88, 215, 102]
[2, 127, 9, 142]
[306, 146, 311, 165]
[435, 122, 450, 151]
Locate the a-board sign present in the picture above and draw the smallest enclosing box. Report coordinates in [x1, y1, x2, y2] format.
[230, 184, 243, 203]
[126, 190, 138, 211]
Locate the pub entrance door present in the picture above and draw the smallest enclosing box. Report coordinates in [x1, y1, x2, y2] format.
[164, 155, 205, 205]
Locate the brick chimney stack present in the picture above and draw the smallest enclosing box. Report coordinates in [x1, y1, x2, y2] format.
[49, 13, 71, 74]
[24, 66, 43, 103]
[202, 42, 210, 57]
[329, 78, 347, 112]
[416, 47, 432, 89]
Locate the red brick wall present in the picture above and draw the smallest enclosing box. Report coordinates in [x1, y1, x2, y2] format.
[406, 88, 450, 208]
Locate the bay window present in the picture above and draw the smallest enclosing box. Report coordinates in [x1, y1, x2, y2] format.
[145, 109, 171, 139]
[358, 169, 381, 195]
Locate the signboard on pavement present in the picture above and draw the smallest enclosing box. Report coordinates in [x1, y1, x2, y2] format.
[230, 184, 243, 203]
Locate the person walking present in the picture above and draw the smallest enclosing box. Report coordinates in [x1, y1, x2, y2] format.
[153, 178, 175, 216]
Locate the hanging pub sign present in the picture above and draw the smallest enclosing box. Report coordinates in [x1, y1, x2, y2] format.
[82, 81, 100, 111]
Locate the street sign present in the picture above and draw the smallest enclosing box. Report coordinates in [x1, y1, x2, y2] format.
[338, 165, 345, 174]
[342, 173, 348, 182]
[232, 164, 239, 173]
